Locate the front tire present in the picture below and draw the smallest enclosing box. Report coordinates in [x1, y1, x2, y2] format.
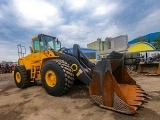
[41, 59, 74, 96]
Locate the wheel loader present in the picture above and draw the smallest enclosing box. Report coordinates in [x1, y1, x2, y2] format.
[14, 34, 149, 114]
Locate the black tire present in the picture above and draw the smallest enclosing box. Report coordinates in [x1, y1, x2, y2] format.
[14, 66, 31, 88]
[124, 59, 136, 65]
[107, 51, 123, 59]
[41, 59, 74, 96]
[125, 52, 140, 59]
[132, 52, 140, 59]
[124, 53, 132, 59]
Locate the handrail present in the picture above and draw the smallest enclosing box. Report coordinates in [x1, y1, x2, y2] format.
[17, 44, 26, 58]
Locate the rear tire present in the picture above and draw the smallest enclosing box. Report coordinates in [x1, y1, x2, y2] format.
[14, 66, 31, 88]
[41, 59, 74, 96]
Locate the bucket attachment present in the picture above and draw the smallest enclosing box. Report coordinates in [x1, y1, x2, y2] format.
[137, 62, 160, 75]
[89, 58, 149, 114]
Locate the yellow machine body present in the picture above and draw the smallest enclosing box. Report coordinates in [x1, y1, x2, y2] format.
[18, 50, 58, 79]
[17, 35, 59, 80]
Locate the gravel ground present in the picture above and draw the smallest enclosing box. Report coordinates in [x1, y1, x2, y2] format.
[0, 73, 160, 120]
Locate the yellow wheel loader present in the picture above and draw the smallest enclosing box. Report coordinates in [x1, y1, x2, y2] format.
[14, 34, 149, 114]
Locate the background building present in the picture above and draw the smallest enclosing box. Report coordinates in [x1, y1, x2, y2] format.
[128, 32, 160, 44]
[127, 42, 155, 52]
[87, 35, 128, 58]
[87, 32, 160, 59]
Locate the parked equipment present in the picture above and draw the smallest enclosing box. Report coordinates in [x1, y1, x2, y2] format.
[137, 62, 160, 75]
[137, 52, 160, 75]
[0, 62, 15, 74]
[14, 34, 148, 114]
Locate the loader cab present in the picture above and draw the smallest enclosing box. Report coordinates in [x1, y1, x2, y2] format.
[32, 34, 61, 53]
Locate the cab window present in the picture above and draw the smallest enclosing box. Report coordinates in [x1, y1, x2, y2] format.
[33, 40, 40, 52]
[55, 41, 61, 51]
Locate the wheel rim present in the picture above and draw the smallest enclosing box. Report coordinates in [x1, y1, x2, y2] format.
[16, 72, 21, 83]
[45, 70, 57, 87]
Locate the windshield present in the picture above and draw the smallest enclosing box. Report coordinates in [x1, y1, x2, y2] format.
[39, 35, 61, 51]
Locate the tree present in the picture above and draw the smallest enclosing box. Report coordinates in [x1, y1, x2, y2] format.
[136, 36, 149, 43]
[151, 35, 160, 49]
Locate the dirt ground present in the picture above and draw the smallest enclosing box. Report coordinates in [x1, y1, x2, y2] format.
[0, 73, 160, 120]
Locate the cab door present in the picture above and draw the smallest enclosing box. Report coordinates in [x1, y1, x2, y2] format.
[32, 39, 41, 62]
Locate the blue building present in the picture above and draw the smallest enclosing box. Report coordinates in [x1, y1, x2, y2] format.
[128, 32, 160, 44]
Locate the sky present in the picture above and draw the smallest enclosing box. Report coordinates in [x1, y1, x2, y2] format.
[0, 0, 160, 62]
